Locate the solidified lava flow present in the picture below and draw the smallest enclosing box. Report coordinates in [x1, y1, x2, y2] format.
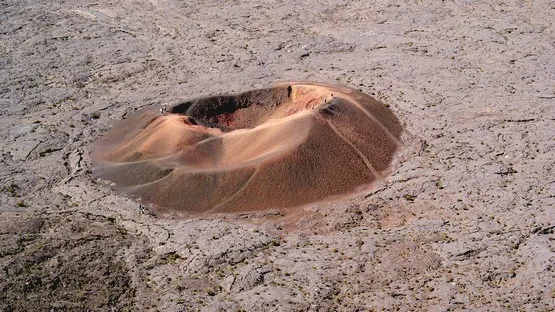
[92, 82, 404, 216]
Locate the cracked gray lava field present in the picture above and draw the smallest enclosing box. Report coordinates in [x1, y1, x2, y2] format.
[1, 0, 554, 311]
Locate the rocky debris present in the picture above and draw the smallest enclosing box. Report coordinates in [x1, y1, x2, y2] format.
[0, 212, 135, 311]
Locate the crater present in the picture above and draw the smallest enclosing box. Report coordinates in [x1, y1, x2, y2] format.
[92, 82, 404, 217]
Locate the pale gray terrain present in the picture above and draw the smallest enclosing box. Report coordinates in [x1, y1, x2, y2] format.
[1, 0, 554, 311]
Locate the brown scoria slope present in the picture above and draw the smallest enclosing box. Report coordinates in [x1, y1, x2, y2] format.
[92, 82, 404, 216]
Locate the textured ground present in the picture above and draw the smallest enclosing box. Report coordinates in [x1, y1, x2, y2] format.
[1, 0, 554, 311]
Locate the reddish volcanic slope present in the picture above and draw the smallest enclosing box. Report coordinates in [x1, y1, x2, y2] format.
[92, 82, 404, 216]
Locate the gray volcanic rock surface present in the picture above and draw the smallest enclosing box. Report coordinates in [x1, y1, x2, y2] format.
[1, 0, 554, 311]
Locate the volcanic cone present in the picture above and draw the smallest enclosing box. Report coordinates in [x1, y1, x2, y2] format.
[92, 82, 404, 216]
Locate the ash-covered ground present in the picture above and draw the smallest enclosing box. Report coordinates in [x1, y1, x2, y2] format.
[1, 0, 554, 311]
